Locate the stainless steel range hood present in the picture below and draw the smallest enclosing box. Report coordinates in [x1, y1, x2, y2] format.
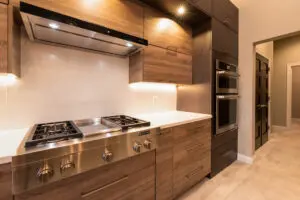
[19, 2, 148, 57]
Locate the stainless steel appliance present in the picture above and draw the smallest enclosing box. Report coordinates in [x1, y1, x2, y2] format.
[216, 95, 238, 134]
[216, 59, 239, 94]
[102, 115, 151, 130]
[19, 2, 148, 57]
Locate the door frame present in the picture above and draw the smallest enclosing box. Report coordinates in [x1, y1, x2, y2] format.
[287, 62, 300, 128]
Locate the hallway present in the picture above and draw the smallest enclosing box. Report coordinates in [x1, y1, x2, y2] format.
[179, 122, 300, 200]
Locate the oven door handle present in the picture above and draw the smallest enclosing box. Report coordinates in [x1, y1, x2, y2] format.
[217, 71, 240, 77]
[217, 95, 239, 99]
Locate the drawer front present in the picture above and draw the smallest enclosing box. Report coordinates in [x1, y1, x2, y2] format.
[144, 7, 192, 55]
[0, 3, 7, 73]
[212, 19, 238, 58]
[187, 0, 212, 15]
[82, 165, 155, 200]
[212, 128, 238, 150]
[156, 128, 173, 200]
[212, 0, 238, 32]
[0, 0, 8, 4]
[143, 45, 192, 84]
[173, 152, 211, 198]
[0, 163, 12, 200]
[22, 0, 144, 38]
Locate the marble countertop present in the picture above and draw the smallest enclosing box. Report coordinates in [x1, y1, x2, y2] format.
[0, 111, 212, 165]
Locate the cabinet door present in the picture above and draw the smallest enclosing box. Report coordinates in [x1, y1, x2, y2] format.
[0, 3, 7, 73]
[156, 128, 173, 200]
[212, 19, 238, 58]
[143, 45, 192, 84]
[22, 0, 144, 38]
[172, 119, 211, 198]
[144, 6, 192, 55]
[0, 0, 8, 4]
[0, 163, 12, 200]
[212, 0, 238, 32]
[187, 0, 212, 15]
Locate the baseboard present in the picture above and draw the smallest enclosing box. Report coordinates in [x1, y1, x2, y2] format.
[272, 125, 288, 132]
[237, 153, 253, 164]
[292, 118, 300, 122]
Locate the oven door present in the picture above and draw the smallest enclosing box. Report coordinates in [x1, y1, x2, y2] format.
[216, 71, 239, 94]
[216, 95, 238, 135]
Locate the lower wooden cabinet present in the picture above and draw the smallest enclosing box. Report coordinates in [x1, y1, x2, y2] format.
[0, 163, 12, 200]
[156, 119, 211, 200]
[129, 45, 192, 84]
[15, 151, 155, 200]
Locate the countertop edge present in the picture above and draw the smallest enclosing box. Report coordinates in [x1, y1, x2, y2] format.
[159, 116, 212, 129]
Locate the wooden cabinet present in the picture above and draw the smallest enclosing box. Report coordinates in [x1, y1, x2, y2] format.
[172, 119, 211, 198]
[0, 0, 8, 4]
[144, 6, 192, 55]
[212, 0, 238, 32]
[129, 45, 192, 84]
[15, 151, 155, 200]
[212, 19, 238, 58]
[0, 3, 8, 73]
[22, 0, 144, 38]
[0, 163, 12, 200]
[156, 128, 173, 200]
[188, 0, 212, 15]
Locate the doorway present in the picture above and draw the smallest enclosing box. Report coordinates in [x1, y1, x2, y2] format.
[255, 53, 270, 150]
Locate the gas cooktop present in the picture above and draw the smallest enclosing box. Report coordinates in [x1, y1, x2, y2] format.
[101, 115, 150, 130]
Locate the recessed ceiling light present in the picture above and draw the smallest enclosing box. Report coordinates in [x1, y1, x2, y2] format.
[177, 6, 185, 15]
[49, 23, 59, 29]
[126, 42, 133, 48]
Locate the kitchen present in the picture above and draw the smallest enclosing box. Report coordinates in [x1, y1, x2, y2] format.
[0, 0, 240, 199]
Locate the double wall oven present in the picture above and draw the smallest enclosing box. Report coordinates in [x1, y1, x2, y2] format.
[215, 59, 239, 135]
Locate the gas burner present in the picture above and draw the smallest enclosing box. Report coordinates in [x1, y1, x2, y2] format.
[25, 121, 83, 148]
[101, 115, 150, 130]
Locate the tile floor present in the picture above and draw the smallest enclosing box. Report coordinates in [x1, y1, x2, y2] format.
[179, 122, 300, 200]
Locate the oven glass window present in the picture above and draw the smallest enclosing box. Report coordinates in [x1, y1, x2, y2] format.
[218, 99, 237, 128]
[219, 76, 237, 89]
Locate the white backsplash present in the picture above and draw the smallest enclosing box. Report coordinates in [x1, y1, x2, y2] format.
[0, 31, 176, 130]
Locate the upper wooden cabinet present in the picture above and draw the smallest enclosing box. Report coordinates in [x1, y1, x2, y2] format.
[144, 6, 192, 55]
[212, 19, 238, 58]
[0, 0, 8, 4]
[0, 163, 12, 200]
[0, 4, 7, 74]
[212, 0, 238, 32]
[187, 0, 212, 15]
[129, 45, 192, 84]
[22, 0, 144, 38]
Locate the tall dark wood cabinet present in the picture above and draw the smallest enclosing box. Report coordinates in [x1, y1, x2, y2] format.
[177, 0, 239, 177]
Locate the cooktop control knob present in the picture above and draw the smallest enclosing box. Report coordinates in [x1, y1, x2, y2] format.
[37, 163, 54, 182]
[102, 148, 113, 162]
[133, 142, 142, 153]
[143, 139, 152, 149]
[60, 158, 75, 173]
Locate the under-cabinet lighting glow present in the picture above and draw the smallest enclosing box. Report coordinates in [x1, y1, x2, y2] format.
[157, 18, 172, 30]
[129, 82, 177, 92]
[49, 23, 59, 29]
[126, 42, 133, 48]
[177, 6, 185, 15]
[0, 73, 17, 86]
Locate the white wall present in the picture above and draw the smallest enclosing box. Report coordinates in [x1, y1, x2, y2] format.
[0, 31, 177, 130]
[230, 0, 300, 157]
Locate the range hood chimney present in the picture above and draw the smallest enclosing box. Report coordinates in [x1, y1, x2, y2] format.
[20, 2, 148, 57]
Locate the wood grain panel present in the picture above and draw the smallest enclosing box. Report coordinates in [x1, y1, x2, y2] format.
[143, 45, 192, 84]
[129, 50, 144, 83]
[144, 6, 192, 55]
[0, 3, 8, 73]
[187, 0, 212, 15]
[22, 0, 144, 38]
[156, 128, 173, 200]
[0, 163, 12, 200]
[0, 0, 8, 4]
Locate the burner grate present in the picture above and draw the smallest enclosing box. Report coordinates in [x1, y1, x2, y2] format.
[101, 115, 150, 130]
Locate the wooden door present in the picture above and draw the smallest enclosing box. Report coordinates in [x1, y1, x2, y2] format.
[0, 3, 7, 73]
[255, 53, 269, 150]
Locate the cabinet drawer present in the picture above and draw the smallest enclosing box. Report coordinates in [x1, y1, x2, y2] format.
[22, 0, 144, 38]
[82, 165, 155, 200]
[0, 0, 8, 4]
[212, 19, 238, 58]
[0, 3, 7, 73]
[143, 45, 192, 84]
[144, 6, 192, 55]
[212, 0, 238, 32]
[187, 0, 212, 15]
[173, 152, 210, 198]
[0, 163, 12, 200]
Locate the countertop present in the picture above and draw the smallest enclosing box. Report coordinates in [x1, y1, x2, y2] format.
[0, 111, 212, 165]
